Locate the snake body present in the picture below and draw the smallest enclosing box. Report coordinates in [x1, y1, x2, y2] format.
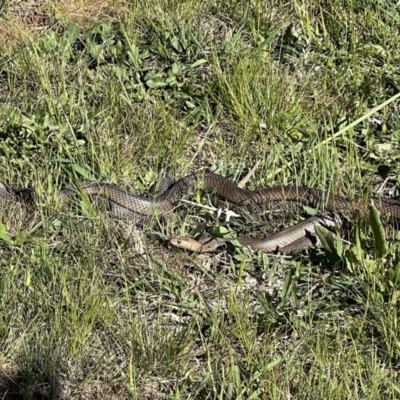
[1, 172, 399, 254]
[170, 212, 341, 255]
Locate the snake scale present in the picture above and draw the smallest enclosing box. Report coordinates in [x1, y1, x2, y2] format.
[1, 172, 399, 255]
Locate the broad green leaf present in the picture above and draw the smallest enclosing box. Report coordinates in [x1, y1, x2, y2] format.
[171, 38, 182, 52]
[24, 269, 31, 287]
[190, 59, 208, 68]
[171, 63, 179, 74]
[218, 226, 235, 237]
[185, 101, 196, 109]
[315, 225, 336, 253]
[230, 365, 241, 390]
[146, 77, 167, 88]
[71, 163, 95, 180]
[303, 206, 317, 215]
[315, 225, 343, 263]
[14, 234, 26, 246]
[144, 170, 156, 184]
[65, 23, 80, 43]
[0, 221, 13, 245]
[369, 203, 388, 258]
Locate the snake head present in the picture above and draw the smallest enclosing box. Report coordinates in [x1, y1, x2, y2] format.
[170, 236, 203, 252]
[170, 236, 227, 253]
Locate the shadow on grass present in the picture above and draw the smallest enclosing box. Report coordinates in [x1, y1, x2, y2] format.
[0, 368, 69, 400]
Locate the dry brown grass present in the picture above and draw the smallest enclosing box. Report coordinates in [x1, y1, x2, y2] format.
[0, 0, 129, 54]
[55, 0, 129, 28]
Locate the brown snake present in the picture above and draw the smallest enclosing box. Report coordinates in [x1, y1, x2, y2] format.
[0, 172, 399, 255]
[169, 212, 342, 255]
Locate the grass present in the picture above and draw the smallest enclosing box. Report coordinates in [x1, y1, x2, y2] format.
[1, 0, 400, 398]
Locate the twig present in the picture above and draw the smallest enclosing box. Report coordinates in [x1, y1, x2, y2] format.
[179, 199, 241, 222]
[238, 160, 261, 188]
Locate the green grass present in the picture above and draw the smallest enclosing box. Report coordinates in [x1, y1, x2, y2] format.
[1, 0, 400, 398]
